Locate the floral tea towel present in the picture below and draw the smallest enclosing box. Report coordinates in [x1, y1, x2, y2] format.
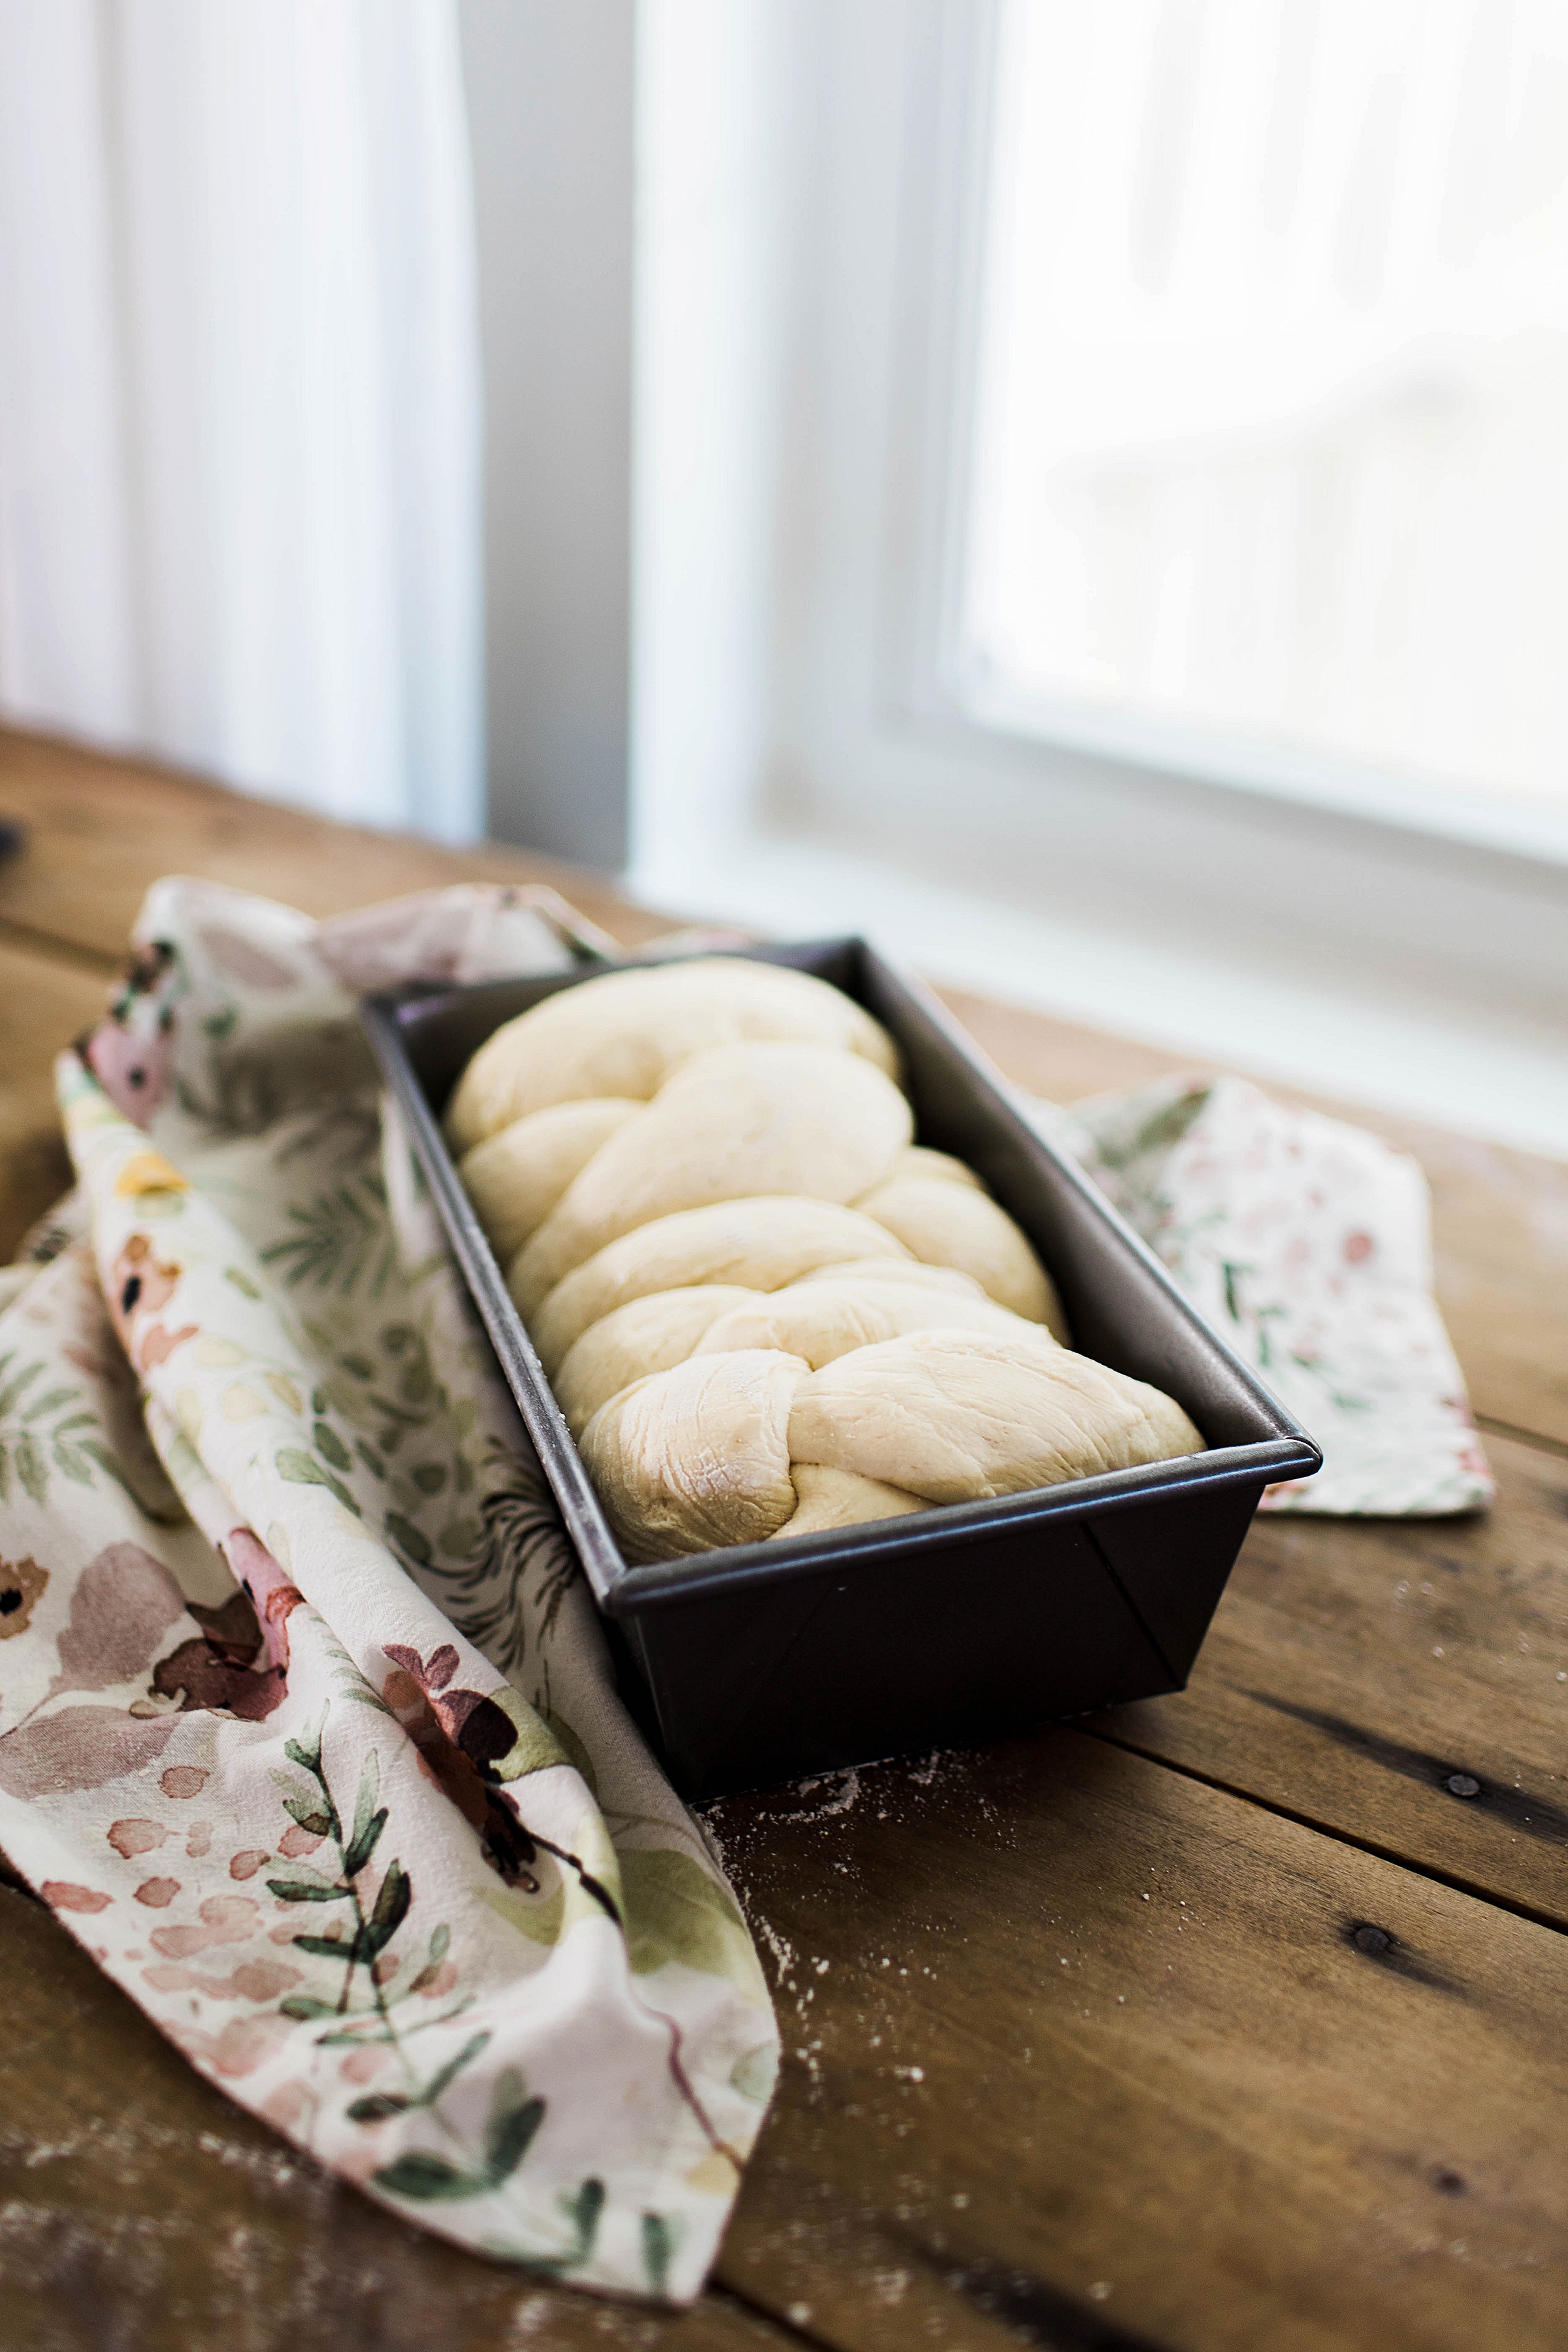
[0, 877, 776, 2304]
[1050, 1074, 1493, 1516]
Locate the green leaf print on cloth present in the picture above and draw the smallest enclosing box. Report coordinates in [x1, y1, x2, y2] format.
[0, 878, 776, 2305]
[1044, 1075, 1492, 1516]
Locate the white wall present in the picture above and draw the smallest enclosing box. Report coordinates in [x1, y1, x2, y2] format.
[460, 0, 634, 866]
[629, 0, 793, 889]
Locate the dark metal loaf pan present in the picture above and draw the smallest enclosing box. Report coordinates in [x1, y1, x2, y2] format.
[363, 939, 1320, 1799]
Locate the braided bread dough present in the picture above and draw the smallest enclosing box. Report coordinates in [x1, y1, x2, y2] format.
[452, 959, 1203, 1561]
[445, 955, 898, 1151]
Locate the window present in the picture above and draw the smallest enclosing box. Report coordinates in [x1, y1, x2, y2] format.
[957, 0, 1568, 860]
[630, 1, 1568, 1154]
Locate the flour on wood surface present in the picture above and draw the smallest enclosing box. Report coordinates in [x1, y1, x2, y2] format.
[783, 1767, 861, 1821]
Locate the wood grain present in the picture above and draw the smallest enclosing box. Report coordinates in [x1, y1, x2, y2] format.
[0, 1884, 800, 2352]
[0, 939, 106, 1260]
[0, 725, 672, 960]
[1090, 1428, 1568, 1929]
[710, 1728, 1568, 2352]
[9, 1724, 1568, 2352]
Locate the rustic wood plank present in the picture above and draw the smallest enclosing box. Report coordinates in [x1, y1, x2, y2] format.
[0, 1886, 803, 2352]
[936, 985, 1190, 1105]
[8, 1721, 1567, 2352]
[0, 939, 107, 1262]
[0, 725, 672, 958]
[710, 1727, 1568, 2352]
[1089, 1426, 1568, 1930]
[941, 986, 1568, 1453]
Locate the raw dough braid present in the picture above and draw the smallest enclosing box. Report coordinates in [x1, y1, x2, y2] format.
[452, 960, 1203, 1561]
[444, 955, 900, 1152]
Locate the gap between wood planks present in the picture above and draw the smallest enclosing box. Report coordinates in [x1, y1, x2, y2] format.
[698, 2283, 828, 2352]
[1079, 1725, 1568, 1944]
[715, 2286, 844, 2352]
[1477, 1414, 1568, 1465]
[0, 911, 123, 979]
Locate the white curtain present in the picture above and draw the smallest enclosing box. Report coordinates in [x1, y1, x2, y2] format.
[0, 0, 483, 841]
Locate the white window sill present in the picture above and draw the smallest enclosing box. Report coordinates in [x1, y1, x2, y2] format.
[627, 825, 1568, 1162]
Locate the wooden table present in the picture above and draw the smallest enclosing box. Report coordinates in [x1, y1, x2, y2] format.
[2, 724, 1566, 2352]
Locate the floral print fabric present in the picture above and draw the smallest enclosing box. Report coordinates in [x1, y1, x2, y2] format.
[0, 879, 776, 2303]
[1050, 1075, 1492, 1515]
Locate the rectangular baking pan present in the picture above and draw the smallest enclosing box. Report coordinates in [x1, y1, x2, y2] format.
[364, 939, 1320, 1799]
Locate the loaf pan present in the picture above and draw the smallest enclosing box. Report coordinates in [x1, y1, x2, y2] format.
[363, 939, 1320, 1799]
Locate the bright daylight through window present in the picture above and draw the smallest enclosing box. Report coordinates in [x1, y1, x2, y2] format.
[960, 0, 1568, 849]
[630, 0, 1568, 1158]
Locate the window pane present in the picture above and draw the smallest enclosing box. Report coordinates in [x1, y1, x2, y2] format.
[961, 0, 1568, 818]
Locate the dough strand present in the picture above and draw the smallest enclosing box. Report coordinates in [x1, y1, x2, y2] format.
[452, 960, 1201, 1560]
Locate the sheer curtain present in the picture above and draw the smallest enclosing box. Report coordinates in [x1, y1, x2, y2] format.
[0, 0, 483, 840]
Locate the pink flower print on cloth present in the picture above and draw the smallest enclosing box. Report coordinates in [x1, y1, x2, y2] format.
[1053, 1075, 1492, 1516]
[0, 877, 777, 2306]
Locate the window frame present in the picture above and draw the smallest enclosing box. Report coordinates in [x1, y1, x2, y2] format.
[884, 0, 1568, 874]
[627, 0, 1568, 1156]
